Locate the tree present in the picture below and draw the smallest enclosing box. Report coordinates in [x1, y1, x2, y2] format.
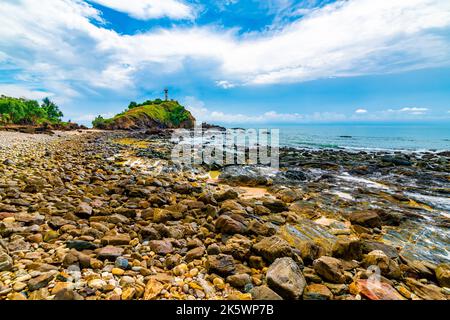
[128, 101, 138, 109]
[92, 115, 106, 128]
[42, 97, 63, 122]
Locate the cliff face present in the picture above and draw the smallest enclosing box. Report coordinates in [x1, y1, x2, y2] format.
[94, 100, 195, 130]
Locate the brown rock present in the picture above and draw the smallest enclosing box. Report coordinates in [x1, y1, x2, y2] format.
[101, 234, 131, 246]
[149, 240, 173, 255]
[28, 272, 55, 291]
[350, 211, 382, 228]
[253, 236, 292, 262]
[313, 256, 346, 284]
[206, 254, 236, 276]
[303, 284, 333, 300]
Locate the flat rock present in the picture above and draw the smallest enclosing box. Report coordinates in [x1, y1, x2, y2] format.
[253, 236, 292, 262]
[97, 246, 124, 260]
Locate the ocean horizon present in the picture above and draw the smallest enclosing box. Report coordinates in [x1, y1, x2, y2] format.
[213, 122, 450, 152]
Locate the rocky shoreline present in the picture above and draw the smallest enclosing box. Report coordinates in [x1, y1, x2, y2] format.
[0, 130, 449, 300]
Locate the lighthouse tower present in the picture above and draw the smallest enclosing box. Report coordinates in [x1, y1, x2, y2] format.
[164, 88, 169, 101]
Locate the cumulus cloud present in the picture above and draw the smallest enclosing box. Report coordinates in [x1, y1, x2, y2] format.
[183, 96, 347, 123]
[89, 0, 195, 20]
[1, 0, 450, 105]
[355, 108, 368, 114]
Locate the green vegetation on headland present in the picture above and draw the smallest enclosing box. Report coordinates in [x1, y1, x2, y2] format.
[0, 96, 64, 125]
[0, 95, 86, 132]
[92, 99, 195, 130]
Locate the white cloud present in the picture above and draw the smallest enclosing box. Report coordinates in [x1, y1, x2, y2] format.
[0, 84, 52, 100]
[90, 0, 194, 20]
[0, 0, 450, 105]
[387, 107, 429, 115]
[355, 108, 368, 114]
[183, 96, 346, 123]
[215, 80, 236, 89]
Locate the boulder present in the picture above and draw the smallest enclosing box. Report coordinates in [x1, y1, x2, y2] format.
[266, 257, 306, 300]
[253, 236, 292, 262]
[226, 273, 252, 289]
[313, 256, 346, 284]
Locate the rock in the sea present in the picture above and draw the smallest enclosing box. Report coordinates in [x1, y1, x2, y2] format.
[0, 251, 13, 272]
[435, 263, 450, 288]
[313, 256, 346, 284]
[206, 254, 236, 276]
[266, 257, 306, 300]
[250, 285, 283, 300]
[303, 284, 333, 300]
[253, 236, 292, 262]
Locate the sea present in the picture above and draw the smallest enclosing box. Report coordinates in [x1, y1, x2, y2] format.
[238, 122, 450, 152]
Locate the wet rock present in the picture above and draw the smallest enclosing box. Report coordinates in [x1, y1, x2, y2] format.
[381, 156, 412, 166]
[250, 285, 283, 300]
[349, 211, 382, 228]
[266, 257, 306, 300]
[253, 236, 292, 262]
[303, 284, 333, 300]
[206, 254, 236, 276]
[332, 239, 362, 261]
[361, 241, 399, 260]
[435, 263, 450, 288]
[313, 256, 346, 284]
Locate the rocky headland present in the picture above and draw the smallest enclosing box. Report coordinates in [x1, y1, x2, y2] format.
[0, 129, 449, 301]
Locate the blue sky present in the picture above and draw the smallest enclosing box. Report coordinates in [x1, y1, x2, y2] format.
[0, 0, 450, 126]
